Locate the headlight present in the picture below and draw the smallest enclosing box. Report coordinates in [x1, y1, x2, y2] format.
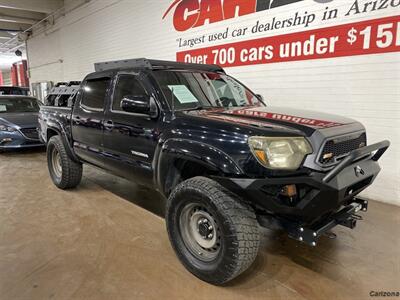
[248, 136, 312, 170]
[0, 125, 16, 132]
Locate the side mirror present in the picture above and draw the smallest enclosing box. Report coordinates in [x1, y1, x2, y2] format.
[256, 94, 264, 102]
[121, 95, 150, 114]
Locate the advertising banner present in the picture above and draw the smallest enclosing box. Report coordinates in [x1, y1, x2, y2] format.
[162, 0, 400, 67]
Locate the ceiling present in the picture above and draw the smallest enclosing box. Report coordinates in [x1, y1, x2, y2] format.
[0, 0, 63, 69]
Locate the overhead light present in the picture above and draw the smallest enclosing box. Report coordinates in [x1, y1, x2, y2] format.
[17, 32, 29, 42]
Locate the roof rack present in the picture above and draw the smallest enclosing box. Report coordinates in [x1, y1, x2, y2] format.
[48, 84, 80, 95]
[68, 81, 81, 86]
[54, 81, 81, 87]
[94, 58, 225, 74]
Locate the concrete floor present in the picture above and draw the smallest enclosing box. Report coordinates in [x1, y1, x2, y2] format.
[0, 149, 399, 300]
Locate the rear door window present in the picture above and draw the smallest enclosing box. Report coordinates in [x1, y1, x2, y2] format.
[81, 78, 110, 110]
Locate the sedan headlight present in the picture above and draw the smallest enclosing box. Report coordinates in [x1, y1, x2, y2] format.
[0, 125, 16, 132]
[248, 136, 312, 170]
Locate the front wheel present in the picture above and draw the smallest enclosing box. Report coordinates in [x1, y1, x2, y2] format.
[166, 177, 260, 285]
[47, 135, 82, 189]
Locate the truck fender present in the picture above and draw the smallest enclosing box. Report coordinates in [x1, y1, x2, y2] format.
[46, 122, 80, 163]
[155, 138, 243, 195]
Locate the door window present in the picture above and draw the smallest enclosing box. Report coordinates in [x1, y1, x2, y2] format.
[112, 75, 147, 111]
[81, 78, 110, 110]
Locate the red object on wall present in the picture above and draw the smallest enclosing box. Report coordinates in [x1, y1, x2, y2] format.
[17, 60, 29, 87]
[11, 63, 18, 86]
[9, 60, 29, 87]
[0, 70, 3, 85]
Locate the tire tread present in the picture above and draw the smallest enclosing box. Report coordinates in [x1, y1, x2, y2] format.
[167, 176, 260, 284]
[47, 135, 82, 189]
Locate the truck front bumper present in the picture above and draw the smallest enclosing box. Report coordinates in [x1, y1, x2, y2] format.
[213, 140, 390, 246]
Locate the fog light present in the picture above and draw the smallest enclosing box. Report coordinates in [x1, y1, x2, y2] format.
[281, 184, 297, 197]
[0, 138, 12, 144]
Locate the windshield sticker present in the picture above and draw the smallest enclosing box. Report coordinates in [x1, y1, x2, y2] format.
[225, 77, 248, 106]
[168, 85, 199, 104]
[0, 105, 6, 112]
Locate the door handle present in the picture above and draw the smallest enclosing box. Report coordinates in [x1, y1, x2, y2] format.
[104, 120, 114, 130]
[72, 116, 81, 123]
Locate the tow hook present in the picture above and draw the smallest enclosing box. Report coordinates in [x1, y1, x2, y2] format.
[290, 197, 369, 247]
[339, 217, 357, 229]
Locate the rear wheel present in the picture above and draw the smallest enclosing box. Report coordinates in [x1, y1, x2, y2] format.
[47, 135, 82, 189]
[166, 176, 260, 285]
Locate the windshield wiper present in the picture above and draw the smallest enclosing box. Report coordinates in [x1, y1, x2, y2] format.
[184, 105, 205, 111]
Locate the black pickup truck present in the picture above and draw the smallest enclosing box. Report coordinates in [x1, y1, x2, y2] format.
[38, 58, 389, 285]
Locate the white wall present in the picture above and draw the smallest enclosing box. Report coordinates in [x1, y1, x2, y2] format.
[1, 70, 11, 85]
[26, 0, 400, 205]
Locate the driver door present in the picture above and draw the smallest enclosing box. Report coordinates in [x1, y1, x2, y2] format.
[102, 72, 159, 186]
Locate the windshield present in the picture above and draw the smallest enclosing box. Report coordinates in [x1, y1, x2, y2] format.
[153, 70, 263, 110]
[0, 98, 39, 113]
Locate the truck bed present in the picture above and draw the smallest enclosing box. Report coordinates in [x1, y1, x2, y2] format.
[38, 106, 72, 143]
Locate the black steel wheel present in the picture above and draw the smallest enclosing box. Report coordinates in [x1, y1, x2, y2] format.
[179, 203, 221, 262]
[166, 176, 260, 285]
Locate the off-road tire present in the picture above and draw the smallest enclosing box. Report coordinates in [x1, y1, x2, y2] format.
[47, 135, 82, 189]
[166, 176, 260, 285]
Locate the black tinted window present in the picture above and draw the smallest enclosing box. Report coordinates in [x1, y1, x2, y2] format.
[81, 78, 110, 110]
[0, 87, 28, 95]
[113, 75, 147, 111]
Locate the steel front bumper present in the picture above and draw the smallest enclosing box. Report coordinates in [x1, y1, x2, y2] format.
[0, 130, 43, 149]
[213, 140, 390, 246]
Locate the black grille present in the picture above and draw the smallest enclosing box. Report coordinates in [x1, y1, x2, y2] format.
[20, 128, 39, 140]
[319, 133, 367, 165]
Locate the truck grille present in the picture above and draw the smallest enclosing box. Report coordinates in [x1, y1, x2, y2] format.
[319, 132, 367, 166]
[20, 128, 39, 140]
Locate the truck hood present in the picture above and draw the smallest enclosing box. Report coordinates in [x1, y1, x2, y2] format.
[190, 106, 357, 136]
[0, 112, 39, 129]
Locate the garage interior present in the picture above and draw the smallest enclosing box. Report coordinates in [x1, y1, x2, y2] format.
[1, 150, 399, 299]
[0, 0, 399, 299]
